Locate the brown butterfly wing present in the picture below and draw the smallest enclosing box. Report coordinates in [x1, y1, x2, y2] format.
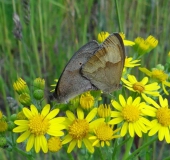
[81, 33, 125, 93]
[53, 40, 100, 103]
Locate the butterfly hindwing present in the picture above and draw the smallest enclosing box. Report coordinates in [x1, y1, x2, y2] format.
[81, 33, 125, 93]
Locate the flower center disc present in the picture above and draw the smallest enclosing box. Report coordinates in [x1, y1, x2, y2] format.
[69, 119, 89, 140]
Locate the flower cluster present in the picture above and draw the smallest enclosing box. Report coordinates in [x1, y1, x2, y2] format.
[8, 31, 170, 159]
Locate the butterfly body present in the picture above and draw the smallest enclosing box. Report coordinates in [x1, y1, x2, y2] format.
[52, 33, 125, 103]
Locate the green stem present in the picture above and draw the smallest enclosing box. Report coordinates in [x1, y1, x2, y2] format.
[122, 137, 134, 160]
[38, 0, 46, 72]
[30, 1, 41, 77]
[98, 147, 104, 160]
[115, 0, 122, 32]
[126, 137, 157, 160]
[112, 137, 131, 159]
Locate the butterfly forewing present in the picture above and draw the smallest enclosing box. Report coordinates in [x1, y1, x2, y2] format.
[53, 40, 100, 103]
[81, 33, 125, 93]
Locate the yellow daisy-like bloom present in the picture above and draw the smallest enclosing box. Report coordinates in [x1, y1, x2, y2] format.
[134, 35, 158, 55]
[123, 57, 140, 73]
[13, 78, 30, 95]
[124, 57, 140, 68]
[146, 96, 170, 143]
[109, 94, 151, 137]
[62, 107, 104, 153]
[13, 104, 65, 153]
[89, 122, 120, 147]
[121, 74, 160, 101]
[145, 35, 158, 49]
[48, 137, 62, 152]
[97, 104, 111, 121]
[50, 79, 58, 92]
[139, 67, 170, 95]
[97, 32, 110, 43]
[0, 120, 8, 132]
[80, 91, 94, 110]
[97, 32, 135, 46]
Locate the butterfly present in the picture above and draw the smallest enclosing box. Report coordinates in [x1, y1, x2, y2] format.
[51, 33, 125, 103]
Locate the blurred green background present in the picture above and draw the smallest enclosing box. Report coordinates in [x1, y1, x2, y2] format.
[0, 0, 170, 159]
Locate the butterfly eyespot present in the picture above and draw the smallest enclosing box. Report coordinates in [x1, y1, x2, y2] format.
[79, 62, 82, 65]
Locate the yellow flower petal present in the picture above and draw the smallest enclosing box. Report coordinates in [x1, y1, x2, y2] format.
[13, 125, 28, 133]
[62, 134, 72, 144]
[45, 108, 59, 120]
[119, 94, 126, 107]
[35, 136, 41, 153]
[26, 134, 34, 152]
[121, 122, 128, 137]
[23, 107, 33, 119]
[86, 108, 97, 122]
[77, 107, 84, 120]
[139, 67, 152, 77]
[30, 105, 38, 116]
[14, 120, 28, 125]
[109, 117, 123, 124]
[66, 110, 76, 121]
[40, 135, 48, 153]
[41, 104, 50, 117]
[67, 140, 77, 153]
[111, 100, 122, 111]
[129, 122, 135, 137]
[83, 138, 94, 153]
[123, 40, 135, 46]
[140, 77, 148, 85]
[17, 130, 30, 143]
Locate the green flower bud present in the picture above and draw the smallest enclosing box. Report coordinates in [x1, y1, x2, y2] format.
[10, 114, 17, 121]
[8, 121, 16, 131]
[33, 89, 44, 100]
[13, 78, 30, 95]
[33, 78, 45, 90]
[0, 136, 7, 148]
[19, 93, 31, 106]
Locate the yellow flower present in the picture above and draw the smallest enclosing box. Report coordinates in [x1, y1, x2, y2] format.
[80, 91, 94, 110]
[0, 119, 8, 132]
[139, 67, 170, 95]
[123, 57, 140, 73]
[13, 104, 65, 153]
[97, 32, 110, 43]
[121, 74, 160, 101]
[62, 107, 104, 153]
[145, 35, 158, 49]
[97, 104, 111, 121]
[109, 94, 151, 137]
[13, 78, 30, 95]
[146, 96, 170, 143]
[97, 32, 135, 46]
[89, 122, 120, 147]
[48, 137, 62, 152]
[124, 57, 140, 68]
[50, 79, 58, 92]
[134, 35, 158, 55]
